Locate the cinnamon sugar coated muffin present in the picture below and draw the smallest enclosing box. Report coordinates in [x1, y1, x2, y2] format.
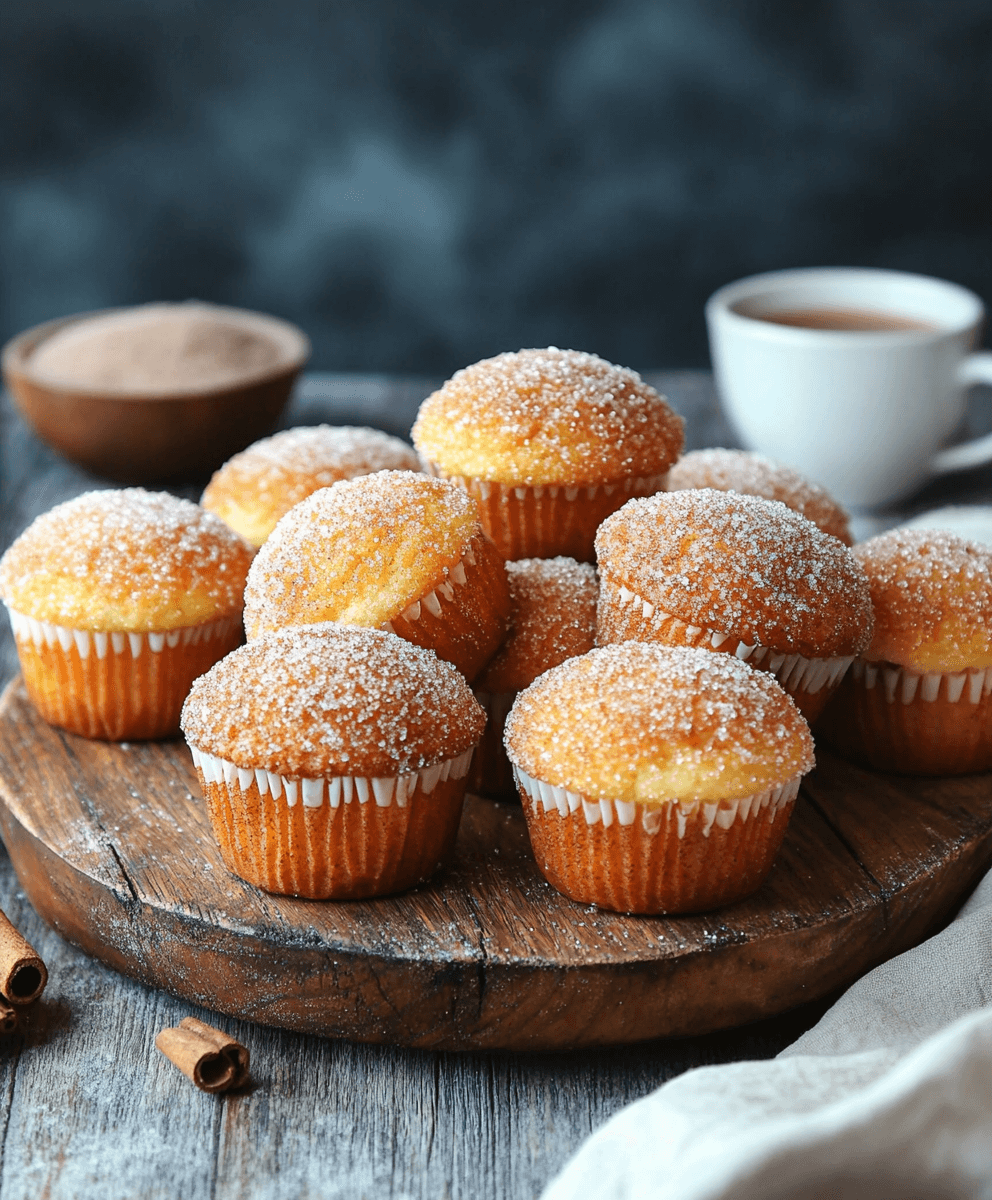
[595, 489, 873, 722]
[504, 643, 814, 914]
[0, 489, 252, 739]
[201, 424, 421, 547]
[243, 471, 510, 681]
[820, 529, 992, 774]
[412, 348, 684, 561]
[470, 557, 598, 798]
[668, 448, 852, 544]
[181, 624, 486, 898]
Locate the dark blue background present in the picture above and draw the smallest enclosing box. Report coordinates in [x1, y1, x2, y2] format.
[3, 0, 991, 373]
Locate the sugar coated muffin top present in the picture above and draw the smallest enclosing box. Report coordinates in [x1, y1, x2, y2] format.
[476, 557, 598, 693]
[412, 347, 684, 486]
[182, 623, 485, 778]
[505, 642, 814, 805]
[201, 425, 421, 547]
[0, 488, 253, 631]
[855, 529, 992, 672]
[668, 448, 852, 545]
[595, 489, 872, 658]
[243, 471, 484, 637]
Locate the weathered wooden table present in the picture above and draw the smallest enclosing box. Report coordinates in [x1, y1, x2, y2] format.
[1, 370, 989, 1200]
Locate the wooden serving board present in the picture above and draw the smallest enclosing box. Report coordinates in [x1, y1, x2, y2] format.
[0, 676, 990, 1051]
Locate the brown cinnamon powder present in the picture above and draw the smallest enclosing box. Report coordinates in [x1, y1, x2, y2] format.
[28, 302, 286, 395]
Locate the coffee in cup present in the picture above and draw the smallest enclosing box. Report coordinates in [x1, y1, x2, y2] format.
[705, 267, 992, 508]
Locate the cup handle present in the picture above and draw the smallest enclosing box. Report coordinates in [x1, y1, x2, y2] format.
[932, 352, 992, 474]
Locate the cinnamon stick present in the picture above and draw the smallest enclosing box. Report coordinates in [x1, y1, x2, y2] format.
[0, 909, 47, 1005]
[155, 1017, 249, 1093]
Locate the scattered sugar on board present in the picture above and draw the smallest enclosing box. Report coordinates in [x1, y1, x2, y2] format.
[856, 528, 992, 666]
[595, 488, 872, 656]
[477, 557, 598, 692]
[412, 347, 684, 483]
[182, 623, 485, 777]
[668, 447, 851, 544]
[504, 642, 814, 801]
[0, 488, 252, 626]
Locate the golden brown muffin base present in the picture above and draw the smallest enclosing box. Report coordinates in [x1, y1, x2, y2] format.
[386, 532, 511, 683]
[14, 619, 242, 740]
[818, 665, 992, 776]
[425, 464, 668, 563]
[597, 577, 847, 723]
[520, 785, 796, 914]
[200, 771, 467, 899]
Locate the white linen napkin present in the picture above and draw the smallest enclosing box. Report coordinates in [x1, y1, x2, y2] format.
[543, 868, 992, 1200]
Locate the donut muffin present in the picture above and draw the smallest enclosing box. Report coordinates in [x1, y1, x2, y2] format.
[470, 557, 598, 799]
[595, 489, 873, 722]
[411, 348, 684, 562]
[0, 489, 252, 739]
[505, 643, 814, 914]
[182, 624, 486, 898]
[243, 471, 510, 682]
[819, 529, 992, 774]
[668, 448, 852, 545]
[201, 424, 421, 548]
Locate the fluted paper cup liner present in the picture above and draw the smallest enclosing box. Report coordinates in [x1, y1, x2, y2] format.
[597, 577, 853, 723]
[425, 465, 668, 563]
[467, 689, 518, 800]
[818, 662, 992, 776]
[384, 532, 509, 683]
[7, 608, 242, 740]
[192, 747, 473, 899]
[515, 766, 800, 914]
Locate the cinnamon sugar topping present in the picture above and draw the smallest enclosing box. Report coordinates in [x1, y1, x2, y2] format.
[243, 471, 483, 636]
[668, 448, 852, 544]
[202, 425, 420, 546]
[221, 425, 417, 482]
[855, 529, 992, 672]
[181, 624, 485, 779]
[504, 642, 814, 805]
[476, 557, 598, 693]
[0, 488, 252, 631]
[595, 489, 872, 658]
[412, 348, 684, 485]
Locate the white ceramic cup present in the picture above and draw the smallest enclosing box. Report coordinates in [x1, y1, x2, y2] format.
[705, 267, 992, 508]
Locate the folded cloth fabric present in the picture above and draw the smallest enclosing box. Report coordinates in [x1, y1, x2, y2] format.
[543, 869, 992, 1200]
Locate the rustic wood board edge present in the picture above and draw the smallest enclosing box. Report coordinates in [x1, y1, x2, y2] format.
[1, 677, 991, 1050]
[5, 806, 982, 1052]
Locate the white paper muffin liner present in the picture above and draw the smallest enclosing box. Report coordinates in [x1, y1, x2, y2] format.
[511, 764, 800, 837]
[422, 460, 670, 560]
[601, 580, 854, 695]
[850, 659, 992, 705]
[380, 542, 475, 632]
[5, 605, 239, 659]
[189, 744, 474, 810]
[421, 461, 670, 503]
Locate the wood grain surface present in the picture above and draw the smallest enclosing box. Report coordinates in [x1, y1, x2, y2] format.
[2, 674, 991, 1053]
[2, 372, 989, 1198]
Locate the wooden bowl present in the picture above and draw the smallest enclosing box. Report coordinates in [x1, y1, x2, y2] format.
[1, 306, 310, 483]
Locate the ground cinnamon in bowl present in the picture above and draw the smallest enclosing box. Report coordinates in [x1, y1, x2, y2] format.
[26, 302, 290, 395]
[2, 301, 310, 481]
